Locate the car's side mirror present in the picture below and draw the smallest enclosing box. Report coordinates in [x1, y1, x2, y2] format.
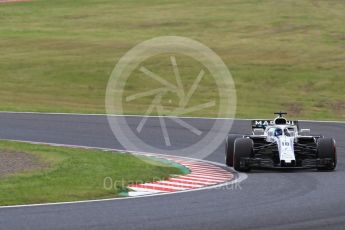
[299, 129, 311, 136]
[253, 128, 265, 136]
[288, 131, 295, 137]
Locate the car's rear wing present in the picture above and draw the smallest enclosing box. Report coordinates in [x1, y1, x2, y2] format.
[251, 120, 299, 130]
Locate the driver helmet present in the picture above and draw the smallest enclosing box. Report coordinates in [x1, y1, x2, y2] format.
[275, 128, 283, 137]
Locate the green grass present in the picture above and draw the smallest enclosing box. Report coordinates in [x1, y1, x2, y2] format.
[0, 0, 344, 120]
[0, 140, 185, 206]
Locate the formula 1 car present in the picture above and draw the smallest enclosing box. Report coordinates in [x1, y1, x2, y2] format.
[225, 112, 337, 172]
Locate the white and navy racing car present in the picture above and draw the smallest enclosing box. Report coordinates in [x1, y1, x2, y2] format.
[225, 112, 337, 172]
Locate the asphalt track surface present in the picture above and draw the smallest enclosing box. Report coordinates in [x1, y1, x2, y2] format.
[0, 112, 344, 230]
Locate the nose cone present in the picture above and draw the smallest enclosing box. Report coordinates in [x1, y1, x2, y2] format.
[278, 136, 295, 163]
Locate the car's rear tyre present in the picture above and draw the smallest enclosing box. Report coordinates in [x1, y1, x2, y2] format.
[233, 138, 253, 172]
[317, 138, 337, 171]
[225, 134, 243, 167]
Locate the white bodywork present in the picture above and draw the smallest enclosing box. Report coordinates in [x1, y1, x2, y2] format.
[275, 128, 296, 163]
[253, 118, 311, 164]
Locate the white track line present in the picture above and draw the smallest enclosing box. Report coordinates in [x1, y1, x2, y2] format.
[0, 111, 344, 123]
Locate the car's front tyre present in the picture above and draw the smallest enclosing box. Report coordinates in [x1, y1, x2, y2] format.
[225, 134, 243, 167]
[317, 138, 337, 171]
[233, 138, 253, 172]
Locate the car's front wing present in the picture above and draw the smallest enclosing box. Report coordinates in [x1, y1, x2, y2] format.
[240, 157, 334, 169]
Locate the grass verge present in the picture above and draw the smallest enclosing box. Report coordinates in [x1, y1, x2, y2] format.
[0, 0, 344, 120]
[0, 140, 185, 206]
